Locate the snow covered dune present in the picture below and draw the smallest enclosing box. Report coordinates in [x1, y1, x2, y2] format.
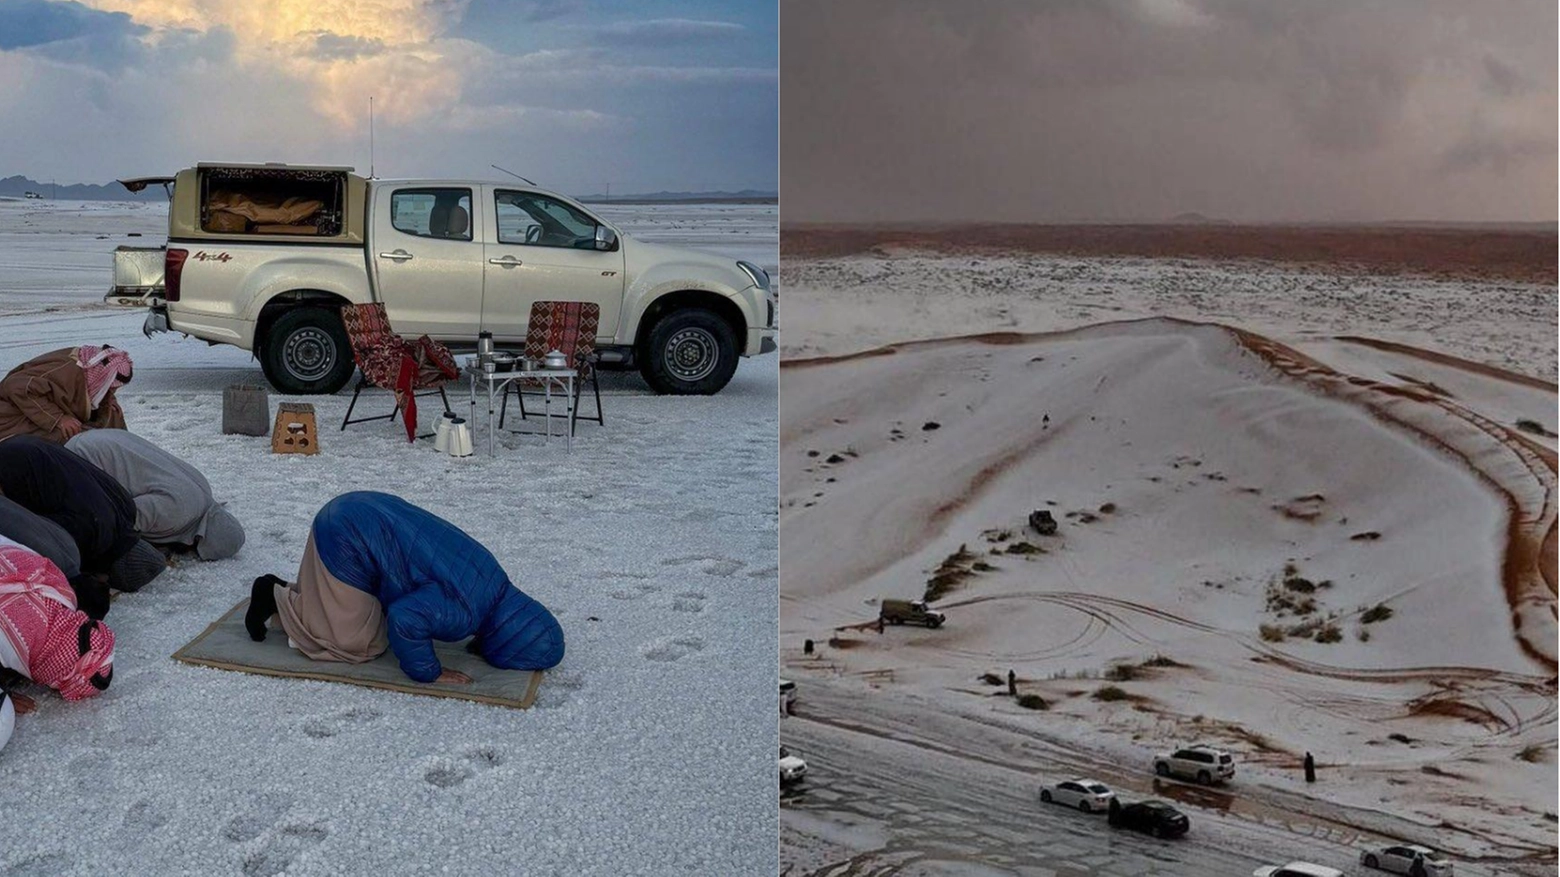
[781, 316, 1556, 861]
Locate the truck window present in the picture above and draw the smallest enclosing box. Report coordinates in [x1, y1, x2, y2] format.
[391, 189, 473, 241]
[495, 190, 598, 249]
[199, 167, 345, 236]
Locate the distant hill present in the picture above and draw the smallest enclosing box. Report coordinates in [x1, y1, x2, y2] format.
[0, 175, 165, 202]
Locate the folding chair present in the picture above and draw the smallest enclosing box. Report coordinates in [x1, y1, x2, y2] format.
[338, 303, 458, 441]
[498, 300, 604, 436]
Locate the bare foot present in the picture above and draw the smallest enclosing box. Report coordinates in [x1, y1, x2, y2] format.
[11, 691, 38, 714]
[435, 669, 473, 685]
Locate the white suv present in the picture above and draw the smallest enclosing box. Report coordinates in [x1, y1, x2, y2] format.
[1153, 744, 1235, 785]
[1361, 844, 1454, 876]
[780, 746, 807, 784]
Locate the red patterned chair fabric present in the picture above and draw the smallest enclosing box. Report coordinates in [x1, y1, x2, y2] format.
[522, 300, 600, 377]
[341, 303, 458, 389]
[499, 300, 605, 435]
[340, 303, 458, 441]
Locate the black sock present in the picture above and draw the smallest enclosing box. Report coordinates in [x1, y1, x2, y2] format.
[245, 575, 283, 641]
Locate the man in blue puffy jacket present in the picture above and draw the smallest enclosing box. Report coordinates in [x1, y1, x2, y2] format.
[244, 491, 564, 684]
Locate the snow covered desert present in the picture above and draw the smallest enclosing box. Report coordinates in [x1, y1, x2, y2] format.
[0, 198, 779, 876]
[779, 240, 1556, 876]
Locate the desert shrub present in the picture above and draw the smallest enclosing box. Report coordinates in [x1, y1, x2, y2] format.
[1515, 419, 1546, 435]
[1515, 744, 1546, 763]
[1017, 694, 1049, 710]
[1357, 628, 1371, 642]
[1141, 654, 1183, 668]
[1105, 664, 1139, 682]
[1094, 686, 1129, 702]
[1259, 624, 1286, 642]
[1099, 502, 1117, 514]
[1283, 576, 1316, 593]
[1361, 604, 1393, 624]
[972, 561, 996, 572]
[1314, 624, 1343, 644]
[979, 672, 1004, 686]
[984, 529, 1014, 543]
[1005, 541, 1044, 555]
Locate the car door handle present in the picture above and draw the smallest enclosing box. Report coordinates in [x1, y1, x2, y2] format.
[379, 251, 413, 262]
[488, 256, 523, 266]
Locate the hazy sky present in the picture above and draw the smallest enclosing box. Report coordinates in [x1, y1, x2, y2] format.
[782, 0, 1556, 223]
[0, 0, 777, 194]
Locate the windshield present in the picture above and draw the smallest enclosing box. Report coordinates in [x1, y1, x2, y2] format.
[1085, 783, 1109, 794]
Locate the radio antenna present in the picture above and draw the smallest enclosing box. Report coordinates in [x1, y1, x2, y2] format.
[369, 96, 376, 179]
[490, 164, 536, 186]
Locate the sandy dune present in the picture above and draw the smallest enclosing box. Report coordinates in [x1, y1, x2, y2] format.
[781, 317, 1557, 860]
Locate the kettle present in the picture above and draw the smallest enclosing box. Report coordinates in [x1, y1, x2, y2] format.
[477, 331, 494, 360]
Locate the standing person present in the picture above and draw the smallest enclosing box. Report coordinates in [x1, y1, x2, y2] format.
[0, 346, 131, 443]
[0, 534, 116, 752]
[1007, 669, 1017, 697]
[65, 429, 245, 561]
[245, 491, 565, 684]
[0, 436, 166, 617]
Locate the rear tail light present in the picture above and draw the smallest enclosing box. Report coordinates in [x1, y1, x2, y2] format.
[164, 248, 188, 302]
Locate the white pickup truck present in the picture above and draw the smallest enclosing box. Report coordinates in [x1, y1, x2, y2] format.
[113, 163, 776, 395]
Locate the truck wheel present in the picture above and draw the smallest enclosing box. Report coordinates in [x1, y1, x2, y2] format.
[1155, 762, 1170, 777]
[640, 309, 738, 395]
[261, 306, 355, 395]
[928, 618, 942, 629]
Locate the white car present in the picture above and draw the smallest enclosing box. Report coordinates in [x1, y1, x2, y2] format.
[780, 746, 807, 784]
[117, 163, 777, 396]
[1153, 744, 1235, 785]
[1038, 778, 1116, 813]
[1361, 844, 1454, 876]
[1254, 863, 1344, 877]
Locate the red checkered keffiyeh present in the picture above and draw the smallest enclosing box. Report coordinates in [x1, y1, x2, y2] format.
[0, 540, 114, 701]
[76, 345, 133, 409]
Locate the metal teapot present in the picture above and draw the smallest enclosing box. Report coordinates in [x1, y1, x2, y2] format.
[543, 349, 569, 369]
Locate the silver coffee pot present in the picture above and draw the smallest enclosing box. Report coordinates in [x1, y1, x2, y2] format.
[477, 331, 494, 361]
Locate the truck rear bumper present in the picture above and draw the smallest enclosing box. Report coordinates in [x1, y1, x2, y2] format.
[167, 308, 253, 349]
[142, 307, 170, 338]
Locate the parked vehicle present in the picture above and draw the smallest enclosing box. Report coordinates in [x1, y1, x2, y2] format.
[1106, 799, 1189, 838]
[879, 599, 945, 628]
[1153, 744, 1235, 785]
[780, 746, 807, 784]
[780, 679, 797, 715]
[113, 164, 777, 395]
[1254, 864, 1345, 877]
[1038, 778, 1115, 812]
[1360, 844, 1454, 876]
[1029, 509, 1058, 535]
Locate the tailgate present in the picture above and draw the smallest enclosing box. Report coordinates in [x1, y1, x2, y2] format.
[105, 245, 166, 307]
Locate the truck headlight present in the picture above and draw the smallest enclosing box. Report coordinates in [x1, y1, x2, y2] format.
[737, 260, 770, 292]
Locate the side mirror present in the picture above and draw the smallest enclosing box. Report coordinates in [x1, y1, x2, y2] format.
[594, 225, 618, 251]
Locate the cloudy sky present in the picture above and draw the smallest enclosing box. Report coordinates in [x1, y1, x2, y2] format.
[0, 0, 776, 194]
[783, 0, 1556, 223]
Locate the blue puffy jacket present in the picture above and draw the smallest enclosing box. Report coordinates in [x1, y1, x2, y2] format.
[311, 491, 564, 683]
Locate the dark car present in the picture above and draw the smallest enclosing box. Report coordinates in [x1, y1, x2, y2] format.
[1107, 799, 1189, 838]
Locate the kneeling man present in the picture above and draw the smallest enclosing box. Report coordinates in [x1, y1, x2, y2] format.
[245, 491, 564, 684]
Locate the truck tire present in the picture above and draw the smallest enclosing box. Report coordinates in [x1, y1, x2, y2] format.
[260, 306, 355, 395]
[640, 308, 738, 395]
